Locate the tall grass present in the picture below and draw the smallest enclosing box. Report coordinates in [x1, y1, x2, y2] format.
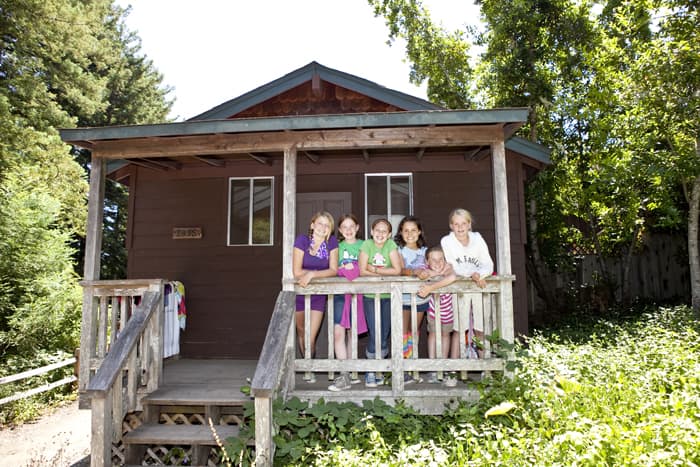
[227, 305, 700, 466]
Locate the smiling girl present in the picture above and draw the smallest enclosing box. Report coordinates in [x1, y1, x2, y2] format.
[359, 218, 402, 387]
[293, 211, 339, 367]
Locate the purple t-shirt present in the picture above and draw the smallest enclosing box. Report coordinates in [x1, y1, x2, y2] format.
[294, 234, 339, 311]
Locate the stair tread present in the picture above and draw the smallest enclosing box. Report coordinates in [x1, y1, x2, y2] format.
[123, 423, 239, 445]
[142, 385, 250, 406]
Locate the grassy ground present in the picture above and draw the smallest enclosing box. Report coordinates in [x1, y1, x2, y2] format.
[226, 305, 700, 466]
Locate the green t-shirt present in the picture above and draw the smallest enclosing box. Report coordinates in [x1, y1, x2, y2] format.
[338, 240, 362, 266]
[360, 238, 398, 298]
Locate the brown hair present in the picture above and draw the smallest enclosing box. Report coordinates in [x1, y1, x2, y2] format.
[336, 213, 361, 241]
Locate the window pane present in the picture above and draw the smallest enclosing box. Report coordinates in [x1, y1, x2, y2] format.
[229, 179, 251, 245]
[251, 179, 272, 244]
[390, 176, 410, 215]
[367, 176, 387, 228]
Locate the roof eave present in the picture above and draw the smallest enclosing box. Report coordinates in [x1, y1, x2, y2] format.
[60, 108, 530, 145]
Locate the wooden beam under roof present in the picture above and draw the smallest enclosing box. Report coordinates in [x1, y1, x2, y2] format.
[128, 159, 169, 171]
[193, 155, 225, 167]
[464, 147, 482, 161]
[90, 124, 505, 159]
[303, 151, 320, 163]
[143, 158, 181, 170]
[246, 153, 271, 165]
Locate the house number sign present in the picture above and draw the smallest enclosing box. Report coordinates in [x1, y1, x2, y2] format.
[172, 227, 202, 240]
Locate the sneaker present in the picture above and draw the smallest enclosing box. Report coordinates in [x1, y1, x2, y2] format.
[403, 373, 418, 385]
[350, 374, 361, 385]
[303, 372, 316, 383]
[365, 372, 378, 388]
[376, 372, 385, 385]
[328, 373, 351, 392]
[425, 372, 439, 384]
[443, 373, 457, 388]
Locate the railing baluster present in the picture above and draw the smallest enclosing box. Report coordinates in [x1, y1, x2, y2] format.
[304, 294, 311, 381]
[350, 294, 358, 382]
[120, 296, 128, 333]
[373, 295, 381, 362]
[410, 293, 419, 379]
[390, 284, 403, 394]
[109, 296, 118, 350]
[434, 293, 443, 380]
[97, 297, 108, 358]
[327, 294, 334, 380]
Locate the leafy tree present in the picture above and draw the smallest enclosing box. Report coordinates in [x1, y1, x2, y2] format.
[369, 0, 475, 108]
[612, 0, 699, 314]
[0, 0, 172, 360]
[371, 0, 698, 314]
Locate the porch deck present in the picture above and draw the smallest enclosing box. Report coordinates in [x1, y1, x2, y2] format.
[156, 358, 480, 408]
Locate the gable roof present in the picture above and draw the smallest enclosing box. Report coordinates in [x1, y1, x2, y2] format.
[189, 61, 442, 121]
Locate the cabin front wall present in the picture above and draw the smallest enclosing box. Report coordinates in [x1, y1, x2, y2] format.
[124, 150, 528, 358]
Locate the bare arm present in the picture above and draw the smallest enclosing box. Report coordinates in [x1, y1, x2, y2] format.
[418, 272, 457, 298]
[293, 247, 339, 287]
[359, 250, 374, 276]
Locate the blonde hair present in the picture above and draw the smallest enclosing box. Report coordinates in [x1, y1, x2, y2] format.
[308, 211, 334, 241]
[449, 208, 473, 226]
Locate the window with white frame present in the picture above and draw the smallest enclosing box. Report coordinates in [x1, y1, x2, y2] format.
[364, 173, 413, 237]
[228, 177, 274, 246]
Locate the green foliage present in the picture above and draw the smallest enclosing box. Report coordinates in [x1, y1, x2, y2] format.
[369, 0, 475, 108]
[0, 0, 172, 366]
[373, 0, 699, 312]
[225, 306, 699, 465]
[0, 350, 76, 426]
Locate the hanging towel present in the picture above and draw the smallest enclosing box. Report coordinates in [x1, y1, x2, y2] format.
[337, 263, 368, 334]
[173, 281, 186, 330]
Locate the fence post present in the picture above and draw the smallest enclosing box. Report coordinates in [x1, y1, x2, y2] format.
[255, 396, 273, 467]
[390, 284, 403, 394]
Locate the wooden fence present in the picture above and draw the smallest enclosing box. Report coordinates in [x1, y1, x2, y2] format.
[0, 357, 77, 406]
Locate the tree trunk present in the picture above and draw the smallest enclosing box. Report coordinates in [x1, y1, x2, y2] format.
[526, 198, 560, 311]
[689, 173, 700, 317]
[621, 222, 642, 308]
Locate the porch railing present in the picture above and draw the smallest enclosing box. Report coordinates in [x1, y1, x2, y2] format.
[252, 275, 514, 466]
[78, 279, 166, 407]
[83, 286, 165, 467]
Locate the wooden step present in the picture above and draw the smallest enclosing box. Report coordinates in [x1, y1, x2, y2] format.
[123, 424, 240, 445]
[141, 385, 251, 406]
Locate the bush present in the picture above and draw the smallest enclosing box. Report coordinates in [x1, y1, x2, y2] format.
[225, 305, 700, 466]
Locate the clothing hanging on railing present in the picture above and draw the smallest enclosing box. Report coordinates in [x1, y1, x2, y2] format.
[163, 281, 186, 358]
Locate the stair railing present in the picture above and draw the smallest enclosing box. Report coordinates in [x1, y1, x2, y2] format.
[84, 287, 165, 467]
[78, 279, 166, 407]
[251, 291, 296, 466]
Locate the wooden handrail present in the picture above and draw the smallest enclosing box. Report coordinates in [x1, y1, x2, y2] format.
[86, 291, 159, 396]
[251, 291, 295, 397]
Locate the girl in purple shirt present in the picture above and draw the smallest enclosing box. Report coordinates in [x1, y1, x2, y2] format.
[293, 211, 339, 363]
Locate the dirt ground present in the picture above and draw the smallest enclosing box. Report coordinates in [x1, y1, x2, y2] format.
[0, 400, 90, 467]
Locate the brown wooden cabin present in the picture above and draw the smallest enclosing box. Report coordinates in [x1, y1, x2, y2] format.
[60, 62, 550, 466]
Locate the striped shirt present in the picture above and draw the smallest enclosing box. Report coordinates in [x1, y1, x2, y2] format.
[428, 294, 454, 324]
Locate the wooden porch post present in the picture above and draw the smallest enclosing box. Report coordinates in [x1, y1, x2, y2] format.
[282, 146, 297, 292]
[491, 140, 515, 344]
[78, 155, 105, 406]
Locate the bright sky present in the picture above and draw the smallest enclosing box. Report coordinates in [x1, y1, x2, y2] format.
[115, 0, 481, 121]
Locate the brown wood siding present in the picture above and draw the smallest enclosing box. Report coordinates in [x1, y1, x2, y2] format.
[230, 80, 403, 118]
[126, 152, 529, 358]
